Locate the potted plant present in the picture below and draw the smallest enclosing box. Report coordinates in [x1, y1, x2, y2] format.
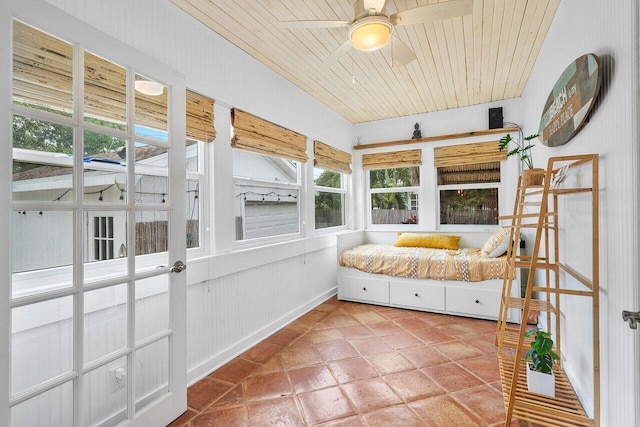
[499, 133, 544, 186]
[524, 328, 559, 397]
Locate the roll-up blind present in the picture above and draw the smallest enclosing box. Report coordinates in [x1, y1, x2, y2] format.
[314, 141, 352, 174]
[231, 109, 308, 162]
[434, 141, 506, 167]
[362, 149, 422, 170]
[186, 90, 216, 142]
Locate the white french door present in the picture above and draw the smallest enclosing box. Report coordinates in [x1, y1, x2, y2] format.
[0, 1, 187, 425]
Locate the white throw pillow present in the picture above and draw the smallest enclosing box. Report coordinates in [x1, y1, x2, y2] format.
[481, 227, 510, 257]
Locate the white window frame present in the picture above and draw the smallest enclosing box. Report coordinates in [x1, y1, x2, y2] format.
[366, 165, 422, 230]
[313, 167, 348, 233]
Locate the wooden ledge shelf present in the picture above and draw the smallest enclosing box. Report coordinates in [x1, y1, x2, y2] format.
[353, 126, 519, 150]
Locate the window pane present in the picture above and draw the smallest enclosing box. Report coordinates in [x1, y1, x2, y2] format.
[84, 211, 128, 283]
[315, 192, 344, 229]
[439, 188, 499, 225]
[186, 179, 199, 249]
[134, 174, 168, 205]
[83, 358, 128, 426]
[135, 74, 167, 142]
[13, 115, 74, 202]
[186, 140, 198, 172]
[369, 167, 419, 189]
[84, 284, 128, 364]
[136, 275, 169, 342]
[135, 210, 169, 268]
[371, 192, 418, 225]
[12, 210, 73, 298]
[11, 381, 73, 427]
[12, 296, 73, 395]
[234, 184, 299, 240]
[135, 338, 169, 412]
[233, 150, 298, 184]
[314, 168, 341, 188]
[13, 21, 73, 117]
[84, 52, 127, 131]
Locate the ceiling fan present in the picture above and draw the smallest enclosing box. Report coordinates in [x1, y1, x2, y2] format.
[279, 0, 473, 68]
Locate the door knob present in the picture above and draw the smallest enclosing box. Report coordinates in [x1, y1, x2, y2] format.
[170, 260, 187, 273]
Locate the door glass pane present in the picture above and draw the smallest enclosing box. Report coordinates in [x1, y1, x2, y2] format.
[83, 357, 128, 426]
[186, 179, 199, 249]
[84, 284, 128, 364]
[135, 74, 167, 142]
[135, 275, 169, 342]
[83, 131, 127, 204]
[12, 210, 73, 298]
[84, 211, 128, 283]
[13, 21, 73, 117]
[12, 296, 73, 395]
[11, 381, 73, 427]
[135, 210, 169, 272]
[13, 115, 74, 202]
[84, 52, 127, 131]
[134, 174, 168, 205]
[135, 338, 169, 412]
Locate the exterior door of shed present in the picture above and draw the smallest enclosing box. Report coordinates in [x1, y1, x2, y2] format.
[0, 1, 188, 425]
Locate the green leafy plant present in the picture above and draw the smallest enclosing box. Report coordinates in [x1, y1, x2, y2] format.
[498, 133, 540, 169]
[524, 329, 560, 374]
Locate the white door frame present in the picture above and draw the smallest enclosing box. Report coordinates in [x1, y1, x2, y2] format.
[0, 0, 187, 425]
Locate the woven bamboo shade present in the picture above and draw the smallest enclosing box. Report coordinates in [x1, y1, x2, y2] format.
[438, 162, 501, 185]
[186, 90, 216, 142]
[362, 149, 422, 170]
[314, 141, 351, 174]
[434, 141, 506, 167]
[231, 109, 308, 162]
[13, 21, 216, 142]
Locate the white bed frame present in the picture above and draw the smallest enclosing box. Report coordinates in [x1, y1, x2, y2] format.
[337, 230, 521, 323]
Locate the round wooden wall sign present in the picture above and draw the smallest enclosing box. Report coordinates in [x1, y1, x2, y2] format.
[538, 53, 602, 147]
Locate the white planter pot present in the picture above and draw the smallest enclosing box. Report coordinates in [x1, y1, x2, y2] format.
[526, 362, 555, 397]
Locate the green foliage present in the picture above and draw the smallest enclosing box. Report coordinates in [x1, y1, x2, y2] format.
[524, 329, 560, 374]
[315, 171, 342, 212]
[369, 167, 418, 210]
[498, 133, 540, 169]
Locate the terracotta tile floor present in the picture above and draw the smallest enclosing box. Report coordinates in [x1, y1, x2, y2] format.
[169, 296, 538, 427]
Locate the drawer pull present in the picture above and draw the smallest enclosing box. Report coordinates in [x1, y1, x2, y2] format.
[414, 293, 419, 297]
[475, 299, 480, 304]
[363, 287, 367, 291]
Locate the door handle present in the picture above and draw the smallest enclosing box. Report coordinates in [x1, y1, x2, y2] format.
[622, 310, 640, 329]
[170, 260, 187, 273]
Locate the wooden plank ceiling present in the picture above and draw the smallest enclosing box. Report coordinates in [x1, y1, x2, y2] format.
[170, 0, 560, 124]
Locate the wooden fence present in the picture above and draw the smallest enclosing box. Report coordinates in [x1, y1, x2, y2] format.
[135, 220, 199, 255]
[371, 209, 417, 224]
[440, 207, 498, 225]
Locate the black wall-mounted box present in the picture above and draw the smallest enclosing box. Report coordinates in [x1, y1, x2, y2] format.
[489, 107, 503, 129]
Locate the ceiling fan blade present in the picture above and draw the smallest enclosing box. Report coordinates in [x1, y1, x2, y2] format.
[390, 36, 417, 66]
[390, 0, 473, 26]
[278, 20, 351, 29]
[323, 39, 352, 69]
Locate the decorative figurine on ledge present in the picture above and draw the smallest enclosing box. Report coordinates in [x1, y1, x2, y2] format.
[412, 122, 422, 139]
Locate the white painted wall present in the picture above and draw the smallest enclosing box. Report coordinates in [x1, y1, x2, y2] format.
[518, 1, 639, 425]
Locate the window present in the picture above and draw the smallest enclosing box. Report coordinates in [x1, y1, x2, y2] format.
[369, 167, 420, 225]
[434, 141, 505, 226]
[233, 150, 300, 240]
[314, 168, 345, 229]
[93, 216, 114, 260]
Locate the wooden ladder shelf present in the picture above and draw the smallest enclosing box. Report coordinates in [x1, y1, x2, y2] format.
[495, 154, 600, 426]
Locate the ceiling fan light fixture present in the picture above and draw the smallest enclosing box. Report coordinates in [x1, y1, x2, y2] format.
[134, 79, 164, 96]
[349, 16, 392, 52]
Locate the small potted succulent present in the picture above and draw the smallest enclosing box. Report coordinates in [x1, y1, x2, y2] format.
[524, 328, 559, 397]
[499, 133, 544, 186]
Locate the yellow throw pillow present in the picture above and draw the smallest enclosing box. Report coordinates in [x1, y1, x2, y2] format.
[394, 233, 461, 250]
[481, 227, 510, 257]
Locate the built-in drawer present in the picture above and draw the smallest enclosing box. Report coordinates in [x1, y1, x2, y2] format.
[390, 280, 445, 311]
[339, 276, 389, 304]
[447, 286, 501, 319]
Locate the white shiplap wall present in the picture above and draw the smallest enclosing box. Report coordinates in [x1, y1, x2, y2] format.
[520, 0, 639, 426]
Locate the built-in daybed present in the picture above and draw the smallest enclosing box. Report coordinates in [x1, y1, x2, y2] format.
[337, 230, 521, 323]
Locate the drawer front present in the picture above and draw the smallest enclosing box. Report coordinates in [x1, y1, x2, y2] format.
[447, 287, 501, 318]
[390, 281, 445, 311]
[339, 276, 389, 304]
